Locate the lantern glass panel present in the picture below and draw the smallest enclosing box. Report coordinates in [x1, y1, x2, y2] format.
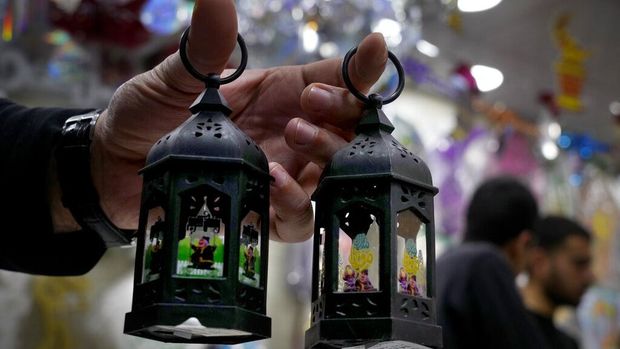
[239, 210, 262, 287]
[142, 206, 165, 283]
[318, 227, 326, 296]
[337, 206, 380, 293]
[176, 186, 230, 278]
[396, 209, 428, 297]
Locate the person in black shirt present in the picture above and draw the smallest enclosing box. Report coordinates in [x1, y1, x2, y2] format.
[523, 215, 594, 349]
[437, 176, 547, 349]
[0, 0, 389, 275]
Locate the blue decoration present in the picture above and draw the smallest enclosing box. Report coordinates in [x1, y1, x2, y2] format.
[140, 0, 185, 36]
[556, 132, 610, 159]
[352, 234, 370, 250]
[405, 238, 417, 257]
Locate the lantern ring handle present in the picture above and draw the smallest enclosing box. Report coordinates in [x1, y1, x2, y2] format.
[342, 46, 405, 108]
[179, 26, 248, 88]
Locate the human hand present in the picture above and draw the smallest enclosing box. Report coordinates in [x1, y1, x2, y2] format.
[83, 0, 387, 242]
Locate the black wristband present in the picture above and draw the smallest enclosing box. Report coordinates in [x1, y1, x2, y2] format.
[56, 110, 134, 247]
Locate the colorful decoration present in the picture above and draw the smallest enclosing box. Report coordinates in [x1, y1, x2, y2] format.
[578, 170, 620, 288]
[578, 287, 620, 349]
[402, 239, 421, 276]
[49, 0, 151, 48]
[140, 0, 189, 36]
[553, 13, 589, 112]
[558, 132, 611, 159]
[1, 0, 13, 41]
[434, 127, 487, 237]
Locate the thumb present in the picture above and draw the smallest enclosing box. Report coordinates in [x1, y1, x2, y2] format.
[188, 0, 238, 75]
[153, 0, 238, 94]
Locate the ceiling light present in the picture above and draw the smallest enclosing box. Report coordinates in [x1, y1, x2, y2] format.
[610, 101, 620, 115]
[541, 140, 559, 160]
[547, 122, 562, 140]
[302, 22, 319, 53]
[372, 18, 402, 47]
[416, 39, 439, 57]
[470, 64, 504, 92]
[458, 0, 502, 12]
[319, 42, 338, 58]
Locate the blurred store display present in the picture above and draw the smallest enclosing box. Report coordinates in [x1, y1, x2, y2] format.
[1, 1, 620, 348]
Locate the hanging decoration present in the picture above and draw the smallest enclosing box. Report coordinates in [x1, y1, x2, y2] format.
[552, 13, 589, 112]
[578, 287, 620, 349]
[49, 0, 151, 48]
[140, 0, 190, 36]
[557, 132, 611, 160]
[433, 128, 486, 237]
[1, 0, 13, 42]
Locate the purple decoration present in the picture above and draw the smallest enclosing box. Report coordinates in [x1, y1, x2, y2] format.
[436, 128, 486, 236]
[495, 130, 539, 176]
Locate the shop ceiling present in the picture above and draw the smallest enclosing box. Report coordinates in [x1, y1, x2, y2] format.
[421, 0, 620, 145]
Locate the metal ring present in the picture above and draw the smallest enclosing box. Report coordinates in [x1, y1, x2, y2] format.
[179, 26, 248, 87]
[341, 46, 405, 108]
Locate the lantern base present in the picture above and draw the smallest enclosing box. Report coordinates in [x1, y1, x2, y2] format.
[124, 303, 271, 344]
[305, 317, 442, 348]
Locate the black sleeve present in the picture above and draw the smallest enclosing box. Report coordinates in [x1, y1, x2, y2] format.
[467, 253, 548, 349]
[0, 98, 106, 275]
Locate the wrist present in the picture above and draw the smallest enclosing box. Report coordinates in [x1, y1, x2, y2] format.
[49, 155, 81, 233]
[56, 109, 135, 247]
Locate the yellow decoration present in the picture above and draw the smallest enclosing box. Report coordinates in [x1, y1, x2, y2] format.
[32, 277, 90, 349]
[447, 10, 462, 33]
[349, 247, 373, 272]
[592, 209, 614, 241]
[402, 253, 420, 275]
[552, 13, 589, 112]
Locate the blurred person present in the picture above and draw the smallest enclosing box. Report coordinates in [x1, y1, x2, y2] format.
[436, 176, 547, 349]
[523, 215, 594, 349]
[0, 0, 389, 276]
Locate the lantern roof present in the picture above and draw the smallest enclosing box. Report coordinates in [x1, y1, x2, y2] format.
[315, 107, 437, 197]
[143, 88, 268, 175]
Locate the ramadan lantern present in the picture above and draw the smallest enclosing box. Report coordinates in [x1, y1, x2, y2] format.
[305, 47, 443, 348]
[124, 27, 271, 344]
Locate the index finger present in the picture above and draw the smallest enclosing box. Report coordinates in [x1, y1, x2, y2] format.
[301, 33, 388, 93]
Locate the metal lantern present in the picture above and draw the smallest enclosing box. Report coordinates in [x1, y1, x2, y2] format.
[124, 28, 271, 344]
[305, 48, 442, 348]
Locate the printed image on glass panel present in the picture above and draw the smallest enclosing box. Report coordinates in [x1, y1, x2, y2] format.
[337, 206, 380, 293]
[239, 211, 262, 287]
[177, 188, 229, 278]
[143, 206, 165, 283]
[396, 209, 427, 297]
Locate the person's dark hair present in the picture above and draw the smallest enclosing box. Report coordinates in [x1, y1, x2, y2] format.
[533, 215, 591, 251]
[464, 176, 539, 246]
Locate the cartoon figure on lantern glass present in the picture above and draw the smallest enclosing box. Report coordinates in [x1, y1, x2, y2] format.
[337, 208, 380, 292]
[143, 207, 165, 283]
[239, 210, 262, 287]
[396, 210, 428, 297]
[177, 194, 227, 278]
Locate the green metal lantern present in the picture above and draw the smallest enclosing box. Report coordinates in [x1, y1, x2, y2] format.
[124, 28, 271, 344]
[305, 47, 442, 348]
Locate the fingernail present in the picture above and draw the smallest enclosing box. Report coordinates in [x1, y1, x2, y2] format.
[308, 86, 333, 110]
[269, 163, 289, 188]
[294, 119, 319, 145]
